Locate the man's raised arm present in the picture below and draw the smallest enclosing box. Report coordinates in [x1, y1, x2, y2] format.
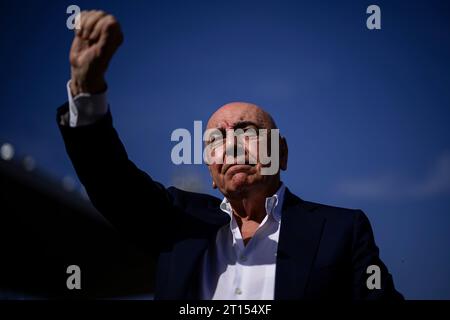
[57, 11, 174, 252]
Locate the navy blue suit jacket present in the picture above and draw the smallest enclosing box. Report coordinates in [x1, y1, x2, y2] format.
[57, 104, 403, 300]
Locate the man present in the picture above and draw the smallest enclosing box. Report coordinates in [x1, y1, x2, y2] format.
[58, 10, 403, 300]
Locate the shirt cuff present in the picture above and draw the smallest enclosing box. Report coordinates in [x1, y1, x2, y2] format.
[67, 80, 109, 127]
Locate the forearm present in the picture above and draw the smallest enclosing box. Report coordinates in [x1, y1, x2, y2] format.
[59, 10, 173, 251]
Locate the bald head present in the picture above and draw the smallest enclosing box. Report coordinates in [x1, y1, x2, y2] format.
[205, 101, 288, 200]
[207, 102, 277, 131]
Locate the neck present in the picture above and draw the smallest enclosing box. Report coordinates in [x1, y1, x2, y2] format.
[228, 180, 281, 224]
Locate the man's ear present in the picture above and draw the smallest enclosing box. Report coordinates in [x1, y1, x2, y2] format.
[279, 136, 288, 171]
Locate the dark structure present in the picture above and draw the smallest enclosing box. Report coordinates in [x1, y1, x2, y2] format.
[0, 157, 155, 299]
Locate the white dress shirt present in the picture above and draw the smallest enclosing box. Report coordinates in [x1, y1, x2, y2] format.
[200, 184, 285, 300]
[66, 83, 286, 300]
[66, 81, 108, 127]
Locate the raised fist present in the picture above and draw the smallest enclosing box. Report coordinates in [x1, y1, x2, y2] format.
[69, 10, 123, 95]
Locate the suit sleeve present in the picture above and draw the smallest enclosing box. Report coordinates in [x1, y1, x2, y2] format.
[57, 103, 175, 254]
[351, 210, 404, 300]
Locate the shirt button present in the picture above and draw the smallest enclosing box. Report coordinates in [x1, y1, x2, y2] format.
[235, 288, 242, 295]
[240, 255, 247, 261]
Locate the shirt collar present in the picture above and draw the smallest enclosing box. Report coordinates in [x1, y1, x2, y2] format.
[219, 183, 286, 223]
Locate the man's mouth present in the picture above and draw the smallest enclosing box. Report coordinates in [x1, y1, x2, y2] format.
[222, 163, 256, 174]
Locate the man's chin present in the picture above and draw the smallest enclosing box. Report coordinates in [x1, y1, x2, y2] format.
[223, 173, 255, 196]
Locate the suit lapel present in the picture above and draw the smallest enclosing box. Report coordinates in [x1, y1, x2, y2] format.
[275, 188, 325, 299]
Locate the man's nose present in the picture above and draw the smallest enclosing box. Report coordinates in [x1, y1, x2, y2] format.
[224, 134, 246, 163]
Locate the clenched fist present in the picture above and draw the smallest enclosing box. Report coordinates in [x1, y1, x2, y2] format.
[69, 10, 123, 96]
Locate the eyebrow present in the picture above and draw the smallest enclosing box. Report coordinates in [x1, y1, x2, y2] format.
[212, 121, 260, 137]
[231, 121, 261, 130]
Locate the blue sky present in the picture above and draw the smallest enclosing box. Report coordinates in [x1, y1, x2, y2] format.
[1, 0, 449, 299]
